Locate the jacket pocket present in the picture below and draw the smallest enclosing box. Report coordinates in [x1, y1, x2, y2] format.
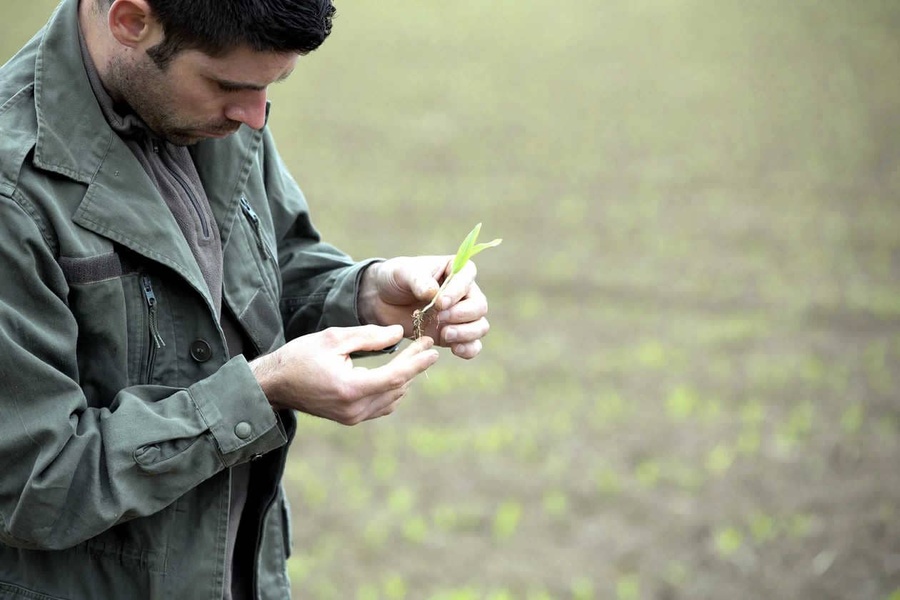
[61, 250, 175, 400]
[0, 581, 67, 600]
[239, 195, 280, 296]
[228, 195, 285, 355]
[138, 274, 165, 384]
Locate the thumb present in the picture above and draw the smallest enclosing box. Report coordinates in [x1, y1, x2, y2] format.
[336, 324, 405, 354]
[412, 275, 440, 302]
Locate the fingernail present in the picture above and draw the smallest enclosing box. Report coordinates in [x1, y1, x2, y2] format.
[443, 328, 457, 343]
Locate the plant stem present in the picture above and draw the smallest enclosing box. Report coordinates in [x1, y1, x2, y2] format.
[413, 273, 455, 340]
[419, 274, 454, 316]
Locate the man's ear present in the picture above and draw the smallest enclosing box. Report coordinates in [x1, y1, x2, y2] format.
[107, 0, 161, 48]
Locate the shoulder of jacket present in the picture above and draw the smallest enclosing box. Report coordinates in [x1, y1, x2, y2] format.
[0, 88, 62, 257]
[0, 37, 40, 199]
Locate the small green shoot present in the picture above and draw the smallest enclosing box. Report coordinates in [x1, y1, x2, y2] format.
[413, 222, 501, 339]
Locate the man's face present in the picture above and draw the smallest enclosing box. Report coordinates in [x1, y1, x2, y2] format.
[107, 44, 298, 146]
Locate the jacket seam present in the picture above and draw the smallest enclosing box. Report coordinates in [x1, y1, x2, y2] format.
[0, 83, 35, 119]
[0, 581, 67, 600]
[5, 188, 59, 257]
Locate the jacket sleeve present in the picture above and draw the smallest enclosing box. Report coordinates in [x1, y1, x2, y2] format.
[0, 194, 287, 551]
[259, 129, 381, 341]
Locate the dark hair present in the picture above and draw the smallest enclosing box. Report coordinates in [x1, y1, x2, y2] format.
[136, 0, 336, 69]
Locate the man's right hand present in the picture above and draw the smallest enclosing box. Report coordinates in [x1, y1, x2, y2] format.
[250, 325, 439, 425]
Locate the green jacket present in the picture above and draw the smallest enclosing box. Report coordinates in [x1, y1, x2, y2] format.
[0, 1, 372, 598]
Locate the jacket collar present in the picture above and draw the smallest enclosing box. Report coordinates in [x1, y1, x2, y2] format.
[32, 0, 115, 184]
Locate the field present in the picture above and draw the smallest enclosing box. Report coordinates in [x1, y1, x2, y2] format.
[4, 1, 900, 599]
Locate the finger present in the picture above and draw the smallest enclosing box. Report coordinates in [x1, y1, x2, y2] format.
[408, 258, 451, 302]
[330, 324, 405, 355]
[436, 284, 488, 325]
[342, 383, 408, 425]
[351, 336, 438, 397]
[367, 386, 408, 421]
[412, 274, 441, 303]
[434, 262, 478, 311]
[451, 339, 483, 360]
[440, 317, 490, 346]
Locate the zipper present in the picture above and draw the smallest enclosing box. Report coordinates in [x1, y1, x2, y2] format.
[240, 196, 273, 261]
[153, 139, 211, 239]
[141, 276, 166, 348]
[166, 146, 211, 239]
[141, 276, 165, 385]
[172, 167, 211, 238]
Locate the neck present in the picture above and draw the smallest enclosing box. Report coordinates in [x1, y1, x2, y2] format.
[78, 0, 120, 100]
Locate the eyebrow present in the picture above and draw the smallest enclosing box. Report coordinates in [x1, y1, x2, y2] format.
[215, 67, 295, 92]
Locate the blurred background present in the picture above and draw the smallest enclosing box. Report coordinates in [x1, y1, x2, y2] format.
[4, 1, 900, 599]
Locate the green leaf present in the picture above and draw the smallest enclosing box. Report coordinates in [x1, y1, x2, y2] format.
[416, 222, 503, 321]
[451, 222, 482, 274]
[450, 222, 502, 275]
[469, 238, 503, 259]
[492, 500, 522, 541]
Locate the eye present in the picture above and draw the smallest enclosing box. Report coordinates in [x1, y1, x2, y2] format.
[217, 82, 243, 93]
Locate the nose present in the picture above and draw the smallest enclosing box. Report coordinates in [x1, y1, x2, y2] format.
[224, 89, 268, 130]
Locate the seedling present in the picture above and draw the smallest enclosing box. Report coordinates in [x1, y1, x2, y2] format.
[413, 222, 502, 340]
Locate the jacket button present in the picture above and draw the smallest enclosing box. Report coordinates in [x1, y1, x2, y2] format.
[189, 339, 212, 362]
[235, 422, 252, 440]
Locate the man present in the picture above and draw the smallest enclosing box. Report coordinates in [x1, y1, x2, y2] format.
[0, 0, 490, 598]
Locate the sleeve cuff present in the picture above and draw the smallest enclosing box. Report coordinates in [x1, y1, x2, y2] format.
[321, 258, 383, 329]
[189, 355, 287, 467]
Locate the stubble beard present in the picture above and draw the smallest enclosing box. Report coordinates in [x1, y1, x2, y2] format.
[106, 54, 235, 146]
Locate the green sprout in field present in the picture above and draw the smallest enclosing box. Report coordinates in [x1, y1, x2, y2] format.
[413, 222, 502, 340]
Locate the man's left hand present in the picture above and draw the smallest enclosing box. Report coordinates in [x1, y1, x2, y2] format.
[358, 256, 490, 359]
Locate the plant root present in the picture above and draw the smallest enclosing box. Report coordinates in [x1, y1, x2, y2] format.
[412, 307, 436, 341]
